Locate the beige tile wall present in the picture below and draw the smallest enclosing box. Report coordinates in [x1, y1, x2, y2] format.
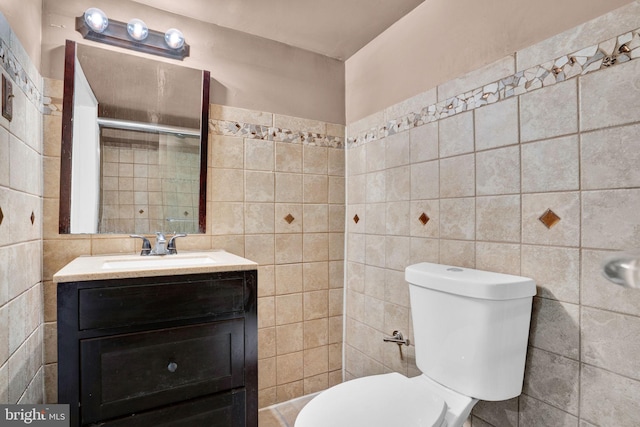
[208, 109, 345, 407]
[41, 88, 345, 407]
[345, 8, 640, 427]
[0, 17, 45, 404]
[99, 135, 201, 234]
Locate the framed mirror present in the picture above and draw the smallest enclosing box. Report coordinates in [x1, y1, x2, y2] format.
[59, 40, 210, 234]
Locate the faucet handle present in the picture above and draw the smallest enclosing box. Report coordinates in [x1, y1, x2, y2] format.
[130, 235, 151, 256]
[167, 233, 187, 255]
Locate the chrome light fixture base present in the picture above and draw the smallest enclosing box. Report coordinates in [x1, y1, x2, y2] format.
[76, 14, 190, 61]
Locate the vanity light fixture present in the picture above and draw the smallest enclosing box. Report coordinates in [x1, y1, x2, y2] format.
[76, 8, 190, 60]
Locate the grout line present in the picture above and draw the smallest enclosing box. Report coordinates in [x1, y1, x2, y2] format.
[520, 392, 579, 420]
[575, 73, 583, 424]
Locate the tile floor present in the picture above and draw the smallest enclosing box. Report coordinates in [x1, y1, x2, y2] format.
[258, 394, 318, 427]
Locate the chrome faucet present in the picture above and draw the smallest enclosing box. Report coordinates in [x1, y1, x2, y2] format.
[152, 232, 167, 255]
[131, 233, 187, 256]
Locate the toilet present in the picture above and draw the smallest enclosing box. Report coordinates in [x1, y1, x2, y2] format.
[295, 262, 536, 427]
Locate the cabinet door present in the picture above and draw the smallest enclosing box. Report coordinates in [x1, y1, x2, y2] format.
[80, 319, 244, 424]
[90, 390, 245, 427]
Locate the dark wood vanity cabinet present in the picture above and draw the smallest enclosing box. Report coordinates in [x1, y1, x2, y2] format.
[57, 270, 258, 427]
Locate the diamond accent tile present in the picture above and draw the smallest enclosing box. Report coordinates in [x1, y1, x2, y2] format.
[539, 209, 561, 229]
[30, 211, 35, 225]
[418, 212, 430, 225]
[284, 213, 295, 224]
[0, 206, 3, 226]
[353, 214, 360, 224]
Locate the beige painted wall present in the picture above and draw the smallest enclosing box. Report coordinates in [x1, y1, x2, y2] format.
[1, 0, 42, 70]
[345, 0, 634, 123]
[40, 0, 345, 125]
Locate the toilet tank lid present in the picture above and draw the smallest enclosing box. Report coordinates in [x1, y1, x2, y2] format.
[405, 262, 536, 300]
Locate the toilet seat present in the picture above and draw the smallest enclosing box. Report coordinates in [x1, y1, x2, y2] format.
[294, 373, 448, 427]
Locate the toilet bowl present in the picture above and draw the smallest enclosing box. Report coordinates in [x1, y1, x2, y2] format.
[295, 262, 536, 427]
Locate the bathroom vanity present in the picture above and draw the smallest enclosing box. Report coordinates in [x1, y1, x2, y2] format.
[54, 251, 258, 427]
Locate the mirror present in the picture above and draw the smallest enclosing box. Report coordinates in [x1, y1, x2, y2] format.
[59, 40, 210, 234]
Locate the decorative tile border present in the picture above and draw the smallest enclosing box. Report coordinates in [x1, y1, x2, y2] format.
[347, 27, 640, 147]
[43, 95, 63, 116]
[0, 39, 42, 111]
[209, 119, 344, 148]
[18, 20, 637, 152]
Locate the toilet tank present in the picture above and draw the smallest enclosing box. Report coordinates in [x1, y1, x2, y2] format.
[405, 263, 536, 401]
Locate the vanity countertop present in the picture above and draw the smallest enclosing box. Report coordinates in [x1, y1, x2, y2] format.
[53, 250, 258, 283]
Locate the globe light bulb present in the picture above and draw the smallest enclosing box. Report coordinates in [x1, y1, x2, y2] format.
[164, 28, 185, 49]
[84, 8, 108, 33]
[127, 18, 148, 41]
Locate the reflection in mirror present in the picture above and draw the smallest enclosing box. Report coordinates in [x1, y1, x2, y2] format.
[59, 40, 210, 235]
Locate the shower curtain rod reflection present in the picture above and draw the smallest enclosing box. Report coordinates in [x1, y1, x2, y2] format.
[96, 117, 200, 137]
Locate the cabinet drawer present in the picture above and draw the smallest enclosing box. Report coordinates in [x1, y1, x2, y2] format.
[78, 277, 244, 330]
[89, 390, 245, 427]
[80, 319, 245, 424]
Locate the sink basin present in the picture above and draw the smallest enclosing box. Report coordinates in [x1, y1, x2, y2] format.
[102, 256, 216, 270]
